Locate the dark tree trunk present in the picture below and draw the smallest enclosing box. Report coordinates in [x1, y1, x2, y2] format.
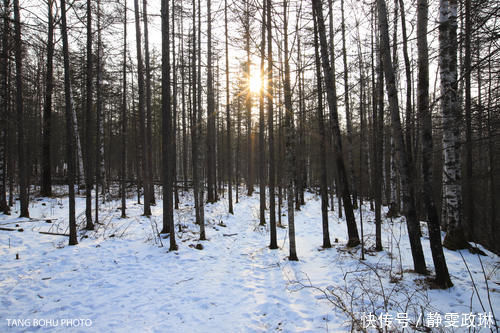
[206, 0, 216, 203]
[377, 0, 427, 274]
[133, 0, 151, 216]
[0, 0, 10, 214]
[417, 0, 452, 288]
[41, 0, 54, 198]
[313, 6, 331, 249]
[84, 0, 93, 229]
[372, 9, 383, 251]
[120, 0, 127, 219]
[267, 0, 277, 250]
[143, 0, 155, 207]
[341, 0, 357, 209]
[60, 0, 77, 245]
[244, 0, 253, 197]
[161, 0, 176, 250]
[225, 0, 233, 214]
[259, 0, 266, 225]
[463, 0, 473, 240]
[283, 0, 297, 260]
[13, 0, 28, 218]
[312, 0, 360, 247]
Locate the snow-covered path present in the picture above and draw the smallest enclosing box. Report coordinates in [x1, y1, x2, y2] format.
[1, 191, 499, 332]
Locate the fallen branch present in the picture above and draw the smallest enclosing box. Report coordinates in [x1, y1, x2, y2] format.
[0, 227, 16, 231]
[39, 231, 70, 237]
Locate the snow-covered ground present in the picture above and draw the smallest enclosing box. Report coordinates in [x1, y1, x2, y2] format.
[0, 189, 498, 332]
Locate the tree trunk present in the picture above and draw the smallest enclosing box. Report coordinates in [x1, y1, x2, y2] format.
[267, 0, 277, 250]
[133, 0, 150, 217]
[40, 0, 53, 198]
[83, 0, 94, 229]
[341, 0, 357, 209]
[225, 0, 233, 215]
[120, 0, 127, 218]
[60, 0, 77, 245]
[0, 0, 10, 214]
[313, 6, 331, 249]
[259, 0, 266, 225]
[161, 0, 176, 250]
[377, 0, 427, 274]
[143, 0, 155, 207]
[440, 0, 468, 250]
[417, 0, 452, 288]
[244, 0, 253, 197]
[13, 0, 28, 218]
[312, 0, 360, 247]
[206, 0, 216, 203]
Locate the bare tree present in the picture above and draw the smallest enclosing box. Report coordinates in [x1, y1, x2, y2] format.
[13, 0, 28, 218]
[376, 0, 426, 274]
[60, 0, 77, 245]
[0, 0, 10, 214]
[313, 3, 331, 249]
[417, 0, 452, 288]
[161, 0, 176, 250]
[312, 0, 360, 247]
[439, 0, 468, 250]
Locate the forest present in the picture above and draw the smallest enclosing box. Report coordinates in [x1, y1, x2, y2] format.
[0, 0, 499, 331]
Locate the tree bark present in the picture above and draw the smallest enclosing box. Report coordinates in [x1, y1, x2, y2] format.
[0, 0, 10, 214]
[267, 0, 277, 250]
[13, 0, 28, 218]
[120, 0, 127, 218]
[206, 0, 216, 203]
[417, 0, 452, 288]
[40, 0, 54, 198]
[440, 0, 468, 250]
[259, 0, 266, 225]
[377, 0, 427, 274]
[312, 0, 360, 247]
[161, 0, 176, 250]
[133, 0, 151, 217]
[225, 0, 233, 215]
[60, 0, 77, 245]
[313, 6, 331, 249]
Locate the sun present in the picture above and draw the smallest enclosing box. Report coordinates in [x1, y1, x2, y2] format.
[249, 71, 262, 94]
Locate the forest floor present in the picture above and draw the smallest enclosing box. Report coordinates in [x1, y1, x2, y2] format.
[0, 189, 499, 332]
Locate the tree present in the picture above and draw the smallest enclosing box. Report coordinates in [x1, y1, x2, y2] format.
[60, 0, 78, 245]
[161, 0, 175, 250]
[225, 0, 233, 214]
[417, 0, 452, 288]
[376, 0, 426, 274]
[133, 0, 151, 216]
[120, 0, 127, 219]
[312, 0, 360, 247]
[206, 0, 216, 203]
[143, 0, 155, 207]
[340, 0, 357, 208]
[13, 0, 28, 218]
[439, 0, 468, 250]
[0, 0, 10, 214]
[313, 3, 331, 249]
[84, 0, 93, 229]
[267, 0, 277, 250]
[41, 0, 54, 198]
[283, 0, 297, 260]
[258, 0, 266, 226]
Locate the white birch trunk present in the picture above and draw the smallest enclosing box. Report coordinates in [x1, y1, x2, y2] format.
[440, 0, 468, 249]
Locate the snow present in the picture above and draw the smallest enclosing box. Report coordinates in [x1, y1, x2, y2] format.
[0, 189, 499, 332]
